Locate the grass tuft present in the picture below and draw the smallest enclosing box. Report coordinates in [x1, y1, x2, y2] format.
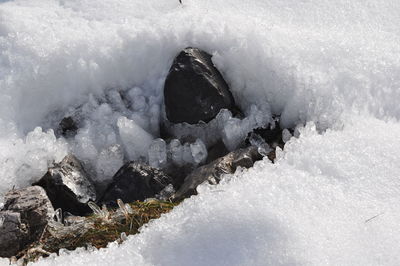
[16, 200, 178, 264]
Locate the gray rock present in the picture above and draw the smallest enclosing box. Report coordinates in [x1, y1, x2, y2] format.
[99, 162, 174, 207]
[164, 47, 239, 124]
[3, 186, 54, 243]
[34, 155, 97, 216]
[173, 146, 263, 200]
[0, 211, 29, 257]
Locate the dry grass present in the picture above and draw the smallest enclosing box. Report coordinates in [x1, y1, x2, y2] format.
[16, 200, 178, 264]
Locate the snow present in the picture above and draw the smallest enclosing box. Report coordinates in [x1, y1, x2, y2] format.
[0, 0, 400, 265]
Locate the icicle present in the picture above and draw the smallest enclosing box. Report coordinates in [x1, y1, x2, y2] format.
[54, 208, 63, 224]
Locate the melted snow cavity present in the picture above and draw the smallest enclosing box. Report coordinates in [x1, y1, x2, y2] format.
[0, 0, 400, 265]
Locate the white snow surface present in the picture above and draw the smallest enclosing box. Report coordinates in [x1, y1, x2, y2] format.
[0, 0, 400, 265]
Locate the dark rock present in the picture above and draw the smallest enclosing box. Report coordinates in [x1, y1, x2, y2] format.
[173, 146, 263, 201]
[59, 116, 78, 136]
[247, 118, 283, 148]
[99, 162, 174, 207]
[34, 155, 97, 216]
[163, 163, 194, 190]
[205, 140, 229, 164]
[164, 47, 239, 124]
[3, 186, 54, 242]
[0, 211, 29, 257]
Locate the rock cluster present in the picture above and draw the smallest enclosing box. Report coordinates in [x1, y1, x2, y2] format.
[0, 47, 289, 260]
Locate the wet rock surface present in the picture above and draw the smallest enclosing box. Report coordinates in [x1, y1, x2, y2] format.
[0, 211, 29, 257]
[99, 162, 174, 207]
[0, 186, 55, 257]
[173, 146, 263, 201]
[164, 47, 239, 124]
[34, 155, 97, 216]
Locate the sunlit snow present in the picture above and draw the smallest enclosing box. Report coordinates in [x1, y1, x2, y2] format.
[0, 0, 400, 265]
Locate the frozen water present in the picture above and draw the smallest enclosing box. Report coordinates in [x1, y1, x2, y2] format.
[0, 127, 68, 197]
[117, 116, 153, 161]
[147, 138, 206, 168]
[248, 133, 271, 156]
[168, 139, 184, 166]
[190, 139, 207, 165]
[95, 144, 124, 184]
[148, 138, 167, 169]
[281, 129, 292, 143]
[168, 105, 272, 151]
[182, 142, 194, 165]
[0, 0, 400, 264]
[222, 117, 244, 151]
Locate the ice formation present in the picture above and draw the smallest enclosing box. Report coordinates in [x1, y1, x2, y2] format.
[0, 0, 400, 265]
[248, 133, 271, 156]
[148, 138, 167, 169]
[189, 139, 207, 165]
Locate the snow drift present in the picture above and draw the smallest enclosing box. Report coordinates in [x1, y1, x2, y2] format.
[0, 0, 400, 265]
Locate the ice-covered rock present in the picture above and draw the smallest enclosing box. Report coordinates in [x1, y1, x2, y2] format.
[3, 186, 54, 243]
[34, 155, 97, 216]
[0, 211, 29, 257]
[173, 146, 263, 200]
[164, 47, 239, 124]
[99, 162, 173, 207]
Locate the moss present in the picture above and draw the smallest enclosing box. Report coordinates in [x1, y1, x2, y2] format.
[16, 200, 178, 264]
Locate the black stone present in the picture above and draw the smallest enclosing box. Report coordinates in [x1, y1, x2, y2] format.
[34, 155, 97, 216]
[205, 140, 229, 164]
[164, 47, 239, 124]
[99, 162, 174, 207]
[246, 118, 284, 147]
[59, 116, 78, 136]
